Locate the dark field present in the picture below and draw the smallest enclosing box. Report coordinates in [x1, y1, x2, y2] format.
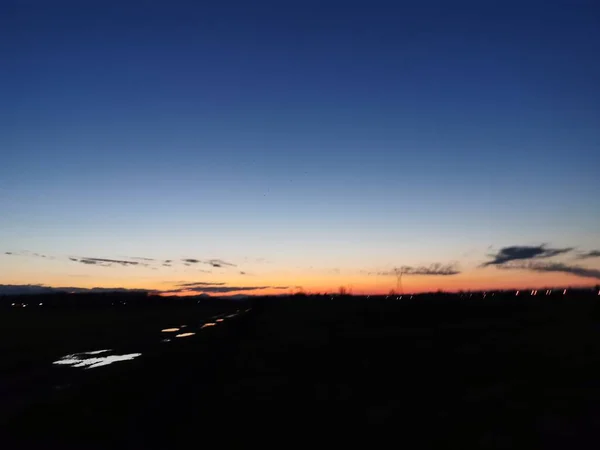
[2, 292, 600, 449]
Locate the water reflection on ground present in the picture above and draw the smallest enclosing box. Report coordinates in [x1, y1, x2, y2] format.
[53, 349, 142, 369]
[175, 332, 195, 338]
[201, 323, 216, 329]
[161, 328, 180, 332]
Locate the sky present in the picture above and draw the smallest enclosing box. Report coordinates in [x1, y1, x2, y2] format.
[2, 0, 599, 296]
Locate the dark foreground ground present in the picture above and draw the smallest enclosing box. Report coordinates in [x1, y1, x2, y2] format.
[2, 292, 600, 449]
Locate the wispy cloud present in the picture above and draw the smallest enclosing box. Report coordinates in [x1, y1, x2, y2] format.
[205, 259, 236, 268]
[176, 281, 227, 288]
[482, 245, 573, 266]
[74, 257, 142, 267]
[376, 263, 460, 276]
[498, 262, 600, 280]
[575, 250, 600, 260]
[162, 285, 278, 294]
[3, 251, 241, 273]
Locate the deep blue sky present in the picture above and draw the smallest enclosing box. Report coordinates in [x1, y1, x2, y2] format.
[2, 1, 599, 292]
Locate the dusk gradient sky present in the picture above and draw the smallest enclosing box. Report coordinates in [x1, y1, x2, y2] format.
[2, 1, 599, 295]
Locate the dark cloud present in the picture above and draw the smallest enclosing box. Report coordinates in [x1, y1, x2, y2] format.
[162, 264, 172, 267]
[576, 250, 600, 260]
[77, 257, 140, 267]
[176, 281, 227, 288]
[79, 259, 99, 265]
[407, 264, 461, 275]
[130, 256, 155, 261]
[182, 259, 200, 264]
[482, 245, 573, 266]
[0, 284, 150, 295]
[164, 260, 172, 263]
[164, 285, 272, 294]
[69, 257, 79, 262]
[239, 271, 247, 275]
[498, 262, 600, 280]
[377, 263, 460, 276]
[205, 259, 236, 268]
[5, 252, 13, 255]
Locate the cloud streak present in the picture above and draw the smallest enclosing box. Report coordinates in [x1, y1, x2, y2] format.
[71, 257, 142, 267]
[161, 284, 287, 294]
[482, 245, 573, 266]
[377, 263, 460, 276]
[575, 250, 600, 260]
[498, 262, 600, 280]
[0, 284, 150, 295]
[175, 281, 227, 288]
[205, 259, 236, 268]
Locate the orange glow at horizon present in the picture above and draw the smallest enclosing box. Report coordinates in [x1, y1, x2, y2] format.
[2, 259, 599, 297]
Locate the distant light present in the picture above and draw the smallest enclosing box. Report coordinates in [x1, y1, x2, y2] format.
[531, 290, 535, 295]
[39, 302, 43, 306]
[180, 325, 187, 328]
[516, 291, 520, 296]
[175, 332, 195, 338]
[563, 289, 567, 295]
[161, 328, 179, 333]
[201, 323, 216, 329]
[22, 304, 27, 307]
[11, 303, 15, 306]
[216, 318, 224, 322]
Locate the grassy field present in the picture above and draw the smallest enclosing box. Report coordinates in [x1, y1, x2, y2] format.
[3, 294, 600, 449]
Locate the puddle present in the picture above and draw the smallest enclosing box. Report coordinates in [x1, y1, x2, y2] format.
[161, 328, 179, 332]
[216, 318, 224, 322]
[80, 349, 112, 355]
[175, 332, 195, 338]
[225, 314, 238, 318]
[180, 325, 188, 328]
[161, 338, 172, 343]
[53, 350, 141, 369]
[201, 323, 216, 329]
